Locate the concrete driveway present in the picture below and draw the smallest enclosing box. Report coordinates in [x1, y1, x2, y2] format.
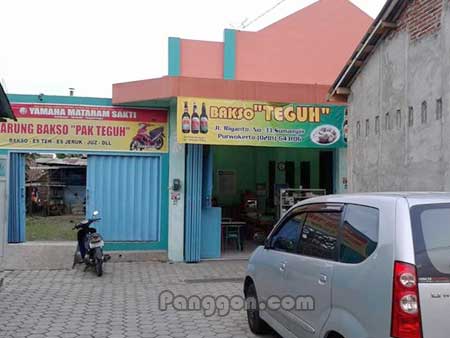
[0, 260, 278, 338]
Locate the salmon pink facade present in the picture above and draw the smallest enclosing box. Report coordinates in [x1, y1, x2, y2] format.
[112, 0, 374, 263]
[177, 0, 372, 84]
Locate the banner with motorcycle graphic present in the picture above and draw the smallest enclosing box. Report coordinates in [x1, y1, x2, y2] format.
[177, 97, 347, 149]
[0, 103, 168, 153]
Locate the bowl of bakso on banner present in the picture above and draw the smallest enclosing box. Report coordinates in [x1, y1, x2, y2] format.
[310, 125, 340, 145]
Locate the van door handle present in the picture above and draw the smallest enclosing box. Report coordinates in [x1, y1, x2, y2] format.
[319, 273, 328, 285]
[279, 262, 287, 272]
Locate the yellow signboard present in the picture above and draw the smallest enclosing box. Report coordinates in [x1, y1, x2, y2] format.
[177, 97, 347, 148]
[0, 103, 168, 153]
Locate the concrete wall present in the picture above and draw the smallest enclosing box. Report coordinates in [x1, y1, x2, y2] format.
[348, 5, 450, 192]
[167, 100, 185, 262]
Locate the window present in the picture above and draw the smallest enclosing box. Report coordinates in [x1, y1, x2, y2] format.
[340, 205, 379, 264]
[365, 119, 370, 137]
[356, 121, 361, 138]
[408, 106, 414, 127]
[298, 212, 341, 260]
[385, 112, 391, 130]
[410, 204, 450, 282]
[421, 101, 427, 124]
[375, 116, 380, 135]
[217, 170, 236, 195]
[436, 98, 443, 120]
[271, 213, 305, 253]
[396, 109, 402, 129]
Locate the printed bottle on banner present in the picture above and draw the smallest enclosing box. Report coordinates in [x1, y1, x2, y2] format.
[191, 102, 200, 134]
[182, 102, 191, 133]
[200, 102, 208, 134]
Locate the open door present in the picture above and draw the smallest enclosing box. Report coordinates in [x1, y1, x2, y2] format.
[8, 153, 26, 243]
[201, 146, 221, 259]
[185, 144, 203, 262]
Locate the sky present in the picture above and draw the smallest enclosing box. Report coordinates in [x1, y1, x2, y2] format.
[0, 0, 385, 98]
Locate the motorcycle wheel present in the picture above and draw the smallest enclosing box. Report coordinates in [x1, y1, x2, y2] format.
[72, 244, 80, 269]
[155, 137, 164, 150]
[95, 259, 103, 277]
[94, 247, 103, 277]
[130, 140, 140, 151]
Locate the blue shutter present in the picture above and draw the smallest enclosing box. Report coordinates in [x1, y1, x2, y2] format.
[8, 153, 26, 243]
[87, 155, 161, 241]
[202, 146, 214, 208]
[185, 144, 203, 262]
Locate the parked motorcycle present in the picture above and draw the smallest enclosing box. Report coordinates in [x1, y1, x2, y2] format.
[71, 210, 110, 276]
[130, 126, 165, 151]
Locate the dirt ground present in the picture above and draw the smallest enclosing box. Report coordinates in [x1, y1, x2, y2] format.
[26, 214, 85, 241]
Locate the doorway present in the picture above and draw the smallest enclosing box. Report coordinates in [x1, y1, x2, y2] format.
[25, 153, 87, 241]
[191, 146, 334, 260]
[8, 153, 162, 244]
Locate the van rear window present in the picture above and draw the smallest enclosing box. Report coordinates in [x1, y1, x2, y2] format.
[410, 204, 450, 283]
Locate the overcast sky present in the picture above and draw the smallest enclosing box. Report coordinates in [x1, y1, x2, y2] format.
[0, 0, 385, 98]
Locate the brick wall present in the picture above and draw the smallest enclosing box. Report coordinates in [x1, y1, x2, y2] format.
[396, 0, 444, 41]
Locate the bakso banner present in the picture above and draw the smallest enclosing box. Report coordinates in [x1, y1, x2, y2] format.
[0, 103, 168, 153]
[176, 97, 347, 148]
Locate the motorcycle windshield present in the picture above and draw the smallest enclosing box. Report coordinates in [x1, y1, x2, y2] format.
[149, 127, 164, 139]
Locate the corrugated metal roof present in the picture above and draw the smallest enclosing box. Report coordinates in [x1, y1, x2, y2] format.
[328, 0, 409, 100]
[0, 83, 16, 120]
[35, 157, 87, 167]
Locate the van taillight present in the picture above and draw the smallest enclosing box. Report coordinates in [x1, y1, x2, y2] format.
[391, 261, 423, 338]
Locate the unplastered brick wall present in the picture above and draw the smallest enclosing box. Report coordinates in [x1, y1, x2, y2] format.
[395, 0, 443, 41]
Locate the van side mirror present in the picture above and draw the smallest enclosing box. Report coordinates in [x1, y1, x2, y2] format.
[254, 232, 267, 246]
[264, 238, 271, 249]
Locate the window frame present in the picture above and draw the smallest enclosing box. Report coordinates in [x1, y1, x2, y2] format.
[267, 203, 380, 264]
[296, 203, 344, 262]
[410, 203, 450, 282]
[338, 203, 380, 265]
[267, 208, 307, 254]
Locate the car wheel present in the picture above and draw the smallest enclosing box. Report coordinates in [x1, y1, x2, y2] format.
[245, 283, 270, 334]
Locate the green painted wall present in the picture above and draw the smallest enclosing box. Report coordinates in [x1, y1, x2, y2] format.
[223, 29, 236, 80]
[168, 37, 181, 76]
[212, 146, 320, 206]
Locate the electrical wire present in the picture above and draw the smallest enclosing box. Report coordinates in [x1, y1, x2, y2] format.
[240, 0, 290, 29]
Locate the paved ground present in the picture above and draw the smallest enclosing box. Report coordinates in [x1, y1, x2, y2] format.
[0, 260, 278, 338]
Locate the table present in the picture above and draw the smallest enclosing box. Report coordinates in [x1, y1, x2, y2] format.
[221, 221, 246, 251]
